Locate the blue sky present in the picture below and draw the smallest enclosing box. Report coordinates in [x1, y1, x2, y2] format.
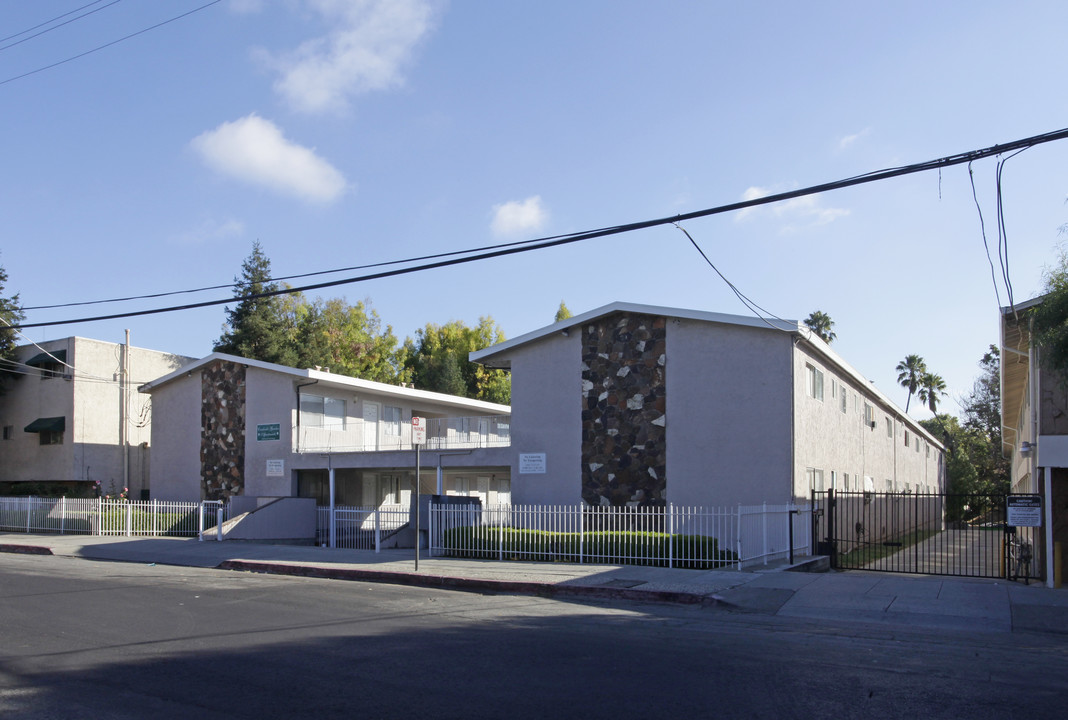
[2, 1, 1067, 419]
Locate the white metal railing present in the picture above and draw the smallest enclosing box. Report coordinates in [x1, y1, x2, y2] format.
[0, 496, 229, 540]
[315, 504, 411, 550]
[296, 415, 510, 453]
[428, 502, 813, 570]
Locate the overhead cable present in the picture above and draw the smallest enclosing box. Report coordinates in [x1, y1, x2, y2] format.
[14, 125, 1068, 330]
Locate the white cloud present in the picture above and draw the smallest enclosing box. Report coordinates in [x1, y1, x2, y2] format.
[838, 127, 872, 150]
[171, 218, 246, 246]
[262, 0, 438, 114]
[190, 114, 348, 203]
[734, 184, 848, 229]
[491, 196, 548, 237]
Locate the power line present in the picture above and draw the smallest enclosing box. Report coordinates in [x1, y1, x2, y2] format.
[0, 1, 122, 53]
[0, 0, 222, 88]
[14, 125, 1068, 331]
[22, 232, 582, 311]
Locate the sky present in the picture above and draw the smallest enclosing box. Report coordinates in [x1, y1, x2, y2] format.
[2, 0, 1067, 421]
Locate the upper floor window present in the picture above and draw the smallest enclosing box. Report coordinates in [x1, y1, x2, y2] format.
[806, 364, 824, 401]
[383, 405, 402, 436]
[300, 394, 346, 430]
[904, 429, 911, 447]
[840, 388, 848, 413]
[863, 402, 874, 428]
[886, 417, 893, 437]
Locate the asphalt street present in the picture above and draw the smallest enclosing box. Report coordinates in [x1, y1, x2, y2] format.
[1, 553, 1066, 720]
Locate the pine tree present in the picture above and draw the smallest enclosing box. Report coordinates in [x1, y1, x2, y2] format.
[214, 242, 295, 365]
[0, 262, 25, 393]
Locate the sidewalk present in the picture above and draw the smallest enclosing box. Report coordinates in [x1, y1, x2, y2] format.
[2, 533, 1066, 635]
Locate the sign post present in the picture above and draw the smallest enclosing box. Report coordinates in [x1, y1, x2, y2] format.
[412, 417, 426, 571]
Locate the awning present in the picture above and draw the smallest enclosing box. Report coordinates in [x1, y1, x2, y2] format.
[25, 350, 66, 367]
[24, 417, 65, 433]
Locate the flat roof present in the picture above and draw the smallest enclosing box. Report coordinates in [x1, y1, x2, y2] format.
[139, 352, 510, 414]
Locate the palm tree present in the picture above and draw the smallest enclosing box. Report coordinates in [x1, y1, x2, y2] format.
[918, 372, 947, 413]
[896, 354, 927, 412]
[803, 310, 836, 343]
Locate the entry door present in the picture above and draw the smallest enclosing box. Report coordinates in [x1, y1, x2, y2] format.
[362, 401, 380, 450]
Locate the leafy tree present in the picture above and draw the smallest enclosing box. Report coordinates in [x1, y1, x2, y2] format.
[0, 262, 25, 393]
[282, 294, 407, 384]
[896, 354, 927, 412]
[554, 301, 573, 323]
[803, 310, 836, 343]
[959, 345, 1010, 495]
[403, 317, 511, 403]
[917, 372, 947, 414]
[1030, 243, 1068, 375]
[214, 242, 296, 365]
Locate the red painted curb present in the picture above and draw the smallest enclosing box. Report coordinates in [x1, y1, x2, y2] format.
[0, 544, 53, 556]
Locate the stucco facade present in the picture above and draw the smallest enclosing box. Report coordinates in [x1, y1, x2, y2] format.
[1001, 297, 1067, 587]
[0, 337, 192, 496]
[141, 354, 512, 506]
[472, 302, 944, 508]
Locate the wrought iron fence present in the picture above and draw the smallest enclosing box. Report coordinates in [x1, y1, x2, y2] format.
[0, 496, 227, 540]
[428, 502, 812, 570]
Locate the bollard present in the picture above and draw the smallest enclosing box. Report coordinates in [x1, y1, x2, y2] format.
[1056, 541, 1063, 589]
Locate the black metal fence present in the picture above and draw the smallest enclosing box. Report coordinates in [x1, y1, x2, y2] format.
[812, 490, 1042, 581]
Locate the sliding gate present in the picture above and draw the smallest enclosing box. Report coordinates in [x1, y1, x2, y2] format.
[812, 490, 1042, 581]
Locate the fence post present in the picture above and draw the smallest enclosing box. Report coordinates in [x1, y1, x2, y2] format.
[736, 504, 742, 569]
[498, 505, 504, 562]
[216, 507, 223, 541]
[198, 502, 205, 542]
[375, 506, 381, 553]
[25, 497, 31, 534]
[762, 501, 768, 566]
[59, 496, 66, 535]
[125, 501, 132, 537]
[668, 503, 674, 569]
[153, 499, 158, 537]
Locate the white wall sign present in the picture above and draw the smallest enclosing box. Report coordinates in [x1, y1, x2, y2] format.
[519, 453, 546, 474]
[266, 459, 285, 477]
[1006, 494, 1042, 527]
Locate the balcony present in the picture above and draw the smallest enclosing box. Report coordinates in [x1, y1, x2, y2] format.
[295, 415, 510, 454]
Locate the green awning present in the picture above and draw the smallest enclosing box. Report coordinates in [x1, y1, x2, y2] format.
[24, 417, 65, 433]
[25, 350, 66, 367]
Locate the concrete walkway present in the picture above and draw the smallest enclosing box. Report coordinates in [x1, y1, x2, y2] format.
[2, 533, 1066, 635]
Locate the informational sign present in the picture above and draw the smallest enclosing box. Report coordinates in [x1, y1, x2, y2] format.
[256, 423, 280, 441]
[265, 459, 285, 477]
[519, 453, 546, 474]
[411, 416, 426, 445]
[1006, 494, 1042, 527]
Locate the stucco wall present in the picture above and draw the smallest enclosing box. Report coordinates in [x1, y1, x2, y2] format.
[507, 331, 582, 505]
[666, 320, 795, 506]
[792, 343, 942, 500]
[244, 368, 299, 497]
[146, 372, 202, 501]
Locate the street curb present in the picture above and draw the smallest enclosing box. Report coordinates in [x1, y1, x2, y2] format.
[0, 544, 53, 556]
[217, 560, 714, 606]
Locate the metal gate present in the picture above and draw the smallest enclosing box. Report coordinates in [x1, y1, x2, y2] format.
[812, 490, 1042, 581]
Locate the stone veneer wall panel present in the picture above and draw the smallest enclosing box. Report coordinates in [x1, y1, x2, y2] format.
[581, 313, 666, 506]
[201, 360, 246, 500]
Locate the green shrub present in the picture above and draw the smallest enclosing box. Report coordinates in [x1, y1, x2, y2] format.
[440, 526, 736, 569]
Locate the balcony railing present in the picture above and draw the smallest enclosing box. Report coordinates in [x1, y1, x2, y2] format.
[295, 414, 510, 453]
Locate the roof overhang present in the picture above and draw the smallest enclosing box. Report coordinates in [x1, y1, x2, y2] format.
[470, 301, 800, 369]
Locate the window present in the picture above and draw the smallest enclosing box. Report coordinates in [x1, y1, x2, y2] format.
[915, 437, 920, 452]
[382, 406, 402, 436]
[843, 473, 850, 491]
[904, 430, 911, 447]
[39, 430, 63, 445]
[806, 364, 824, 401]
[840, 389, 848, 413]
[886, 417, 893, 437]
[300, 394, 346, 430]
[2, 426, 12, 440]
[863, 402, 874, 428]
